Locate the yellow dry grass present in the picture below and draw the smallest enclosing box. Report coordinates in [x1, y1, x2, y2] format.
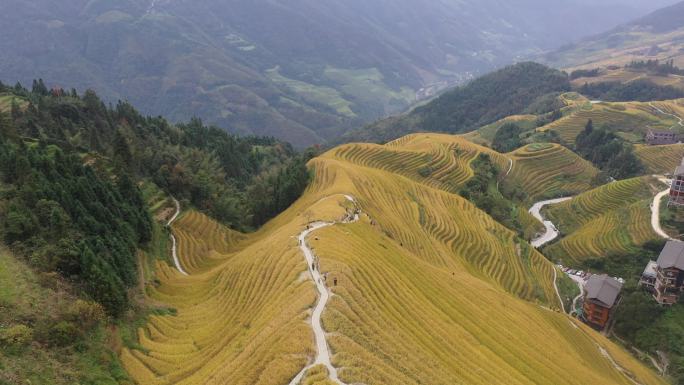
[121, 133, 664, 385]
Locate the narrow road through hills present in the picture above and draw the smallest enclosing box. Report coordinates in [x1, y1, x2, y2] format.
[528, 197, 573, 312]
[167, 198, 188, 276]
[650, 102, 684, 129]
[289, 195, 359, 385]
[529, 197, 573, 248]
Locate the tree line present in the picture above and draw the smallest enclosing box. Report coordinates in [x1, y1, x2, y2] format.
[0, 80, 314, 314]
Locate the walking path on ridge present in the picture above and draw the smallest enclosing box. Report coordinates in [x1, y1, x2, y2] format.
[289, 195, 359, 385]
[167, 198, 188, 276]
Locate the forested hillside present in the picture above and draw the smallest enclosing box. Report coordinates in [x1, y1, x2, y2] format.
[0, 80, 314, 384]
[343, 63, 571, 143]
[0, 0, 674, 146]
[0, 80, 310, 231]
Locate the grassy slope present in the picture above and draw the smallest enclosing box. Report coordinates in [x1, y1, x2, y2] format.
[121, 133, 663, 385]
[0, 249, 130, 385]
[544, 177, 661, 263]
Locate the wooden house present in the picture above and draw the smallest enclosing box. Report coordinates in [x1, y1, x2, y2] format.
[582, 275, 623, 330]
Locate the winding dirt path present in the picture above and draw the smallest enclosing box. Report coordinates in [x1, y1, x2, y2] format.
[289, 195, 358, 385]
[167, 198, 188, 276]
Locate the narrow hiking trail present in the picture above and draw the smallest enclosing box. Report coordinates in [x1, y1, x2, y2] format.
[167, 198, 189, 276]
[650, 102, 684, 129]
[529, 197, 573, 248]
[552, 267, 566, 314]
[496, 158, 513, 190]
[288, 195, 359, 385]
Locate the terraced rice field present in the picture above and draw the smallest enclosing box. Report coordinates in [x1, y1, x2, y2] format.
[540, 101, 674, 144]
[504, 143, 599, 202]
[335, 133, 509, 194]
[122, 133, 663, 385]
[544, 177, 661, 263]
[570, 69, 684, 91]
[635, 144, 684, 174]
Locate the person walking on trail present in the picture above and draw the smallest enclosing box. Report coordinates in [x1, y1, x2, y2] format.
[311, 262, 315, 271]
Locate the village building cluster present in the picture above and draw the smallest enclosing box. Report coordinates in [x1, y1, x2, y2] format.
[640, 241, 684, 305]
[637, 157, 684, 305]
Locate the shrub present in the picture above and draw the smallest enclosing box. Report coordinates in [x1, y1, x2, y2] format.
[47, 321, 79, 347]
[65, 300, 106, 330]
[0, 324, 33, 347]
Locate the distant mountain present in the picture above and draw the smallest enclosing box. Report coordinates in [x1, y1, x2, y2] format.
[544, 1, 684, 70]
[343, 63, 570, 144]
[0, 0, 676, 147]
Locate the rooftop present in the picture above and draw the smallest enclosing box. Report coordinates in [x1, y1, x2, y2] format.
[648, 128, 676, 135]
[656, 240, 684, 270]
[585, 275, 623, 308]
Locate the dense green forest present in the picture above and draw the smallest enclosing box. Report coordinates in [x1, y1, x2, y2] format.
[343, 62, 571, 143]
[491, 123, 524, 153]
[0, 80, 311, 231]
[0, 80, 313, 316]
[575, 119, 644, 179]
[569, 68, 601, 80]
[578, 80, 684, 102]
[626, 59, 684, 76]
[0, 140, 149, 316]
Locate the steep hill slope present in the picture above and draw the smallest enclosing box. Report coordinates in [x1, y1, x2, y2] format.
[635, 143, 684, 173]
[343, 63, 571, 143]
[538, 97, 684, 145]
[544, 176, 661, 263]
[121, 133, 663, 385]
[503, 143, 600, 202]
[545, 1, 684, 71]
[0, 1, 674, 146]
